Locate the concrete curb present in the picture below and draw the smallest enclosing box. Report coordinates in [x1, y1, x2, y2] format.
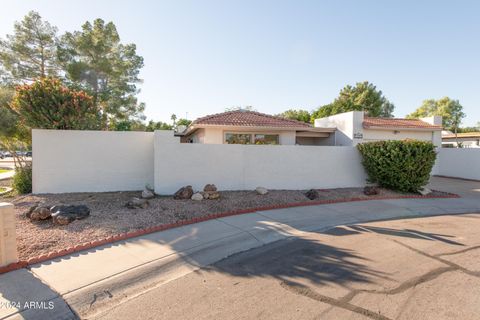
[434, 175, 480, 183]
[0, 191, 459, 275]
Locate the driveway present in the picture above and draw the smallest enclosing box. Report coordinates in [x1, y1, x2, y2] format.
[95, 213, 480, 320]
[429, 175, 480, 198]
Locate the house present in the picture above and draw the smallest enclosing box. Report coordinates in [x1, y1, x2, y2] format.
[314, 111, 443, 147]
[177, 110, 336, 145]
[442, 131, 480, 148]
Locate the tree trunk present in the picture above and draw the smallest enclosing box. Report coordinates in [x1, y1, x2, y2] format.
[454, 126, 459, 148]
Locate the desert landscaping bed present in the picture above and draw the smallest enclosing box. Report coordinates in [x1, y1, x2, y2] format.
[3, 187, 455, 261]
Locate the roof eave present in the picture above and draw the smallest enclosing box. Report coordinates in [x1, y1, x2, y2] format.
[363, 125, 443, 131]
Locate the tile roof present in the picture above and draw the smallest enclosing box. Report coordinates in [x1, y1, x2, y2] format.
[191, 110, 312, 128]
[363, 117, 443, 130]
[442, 132, 480, 139]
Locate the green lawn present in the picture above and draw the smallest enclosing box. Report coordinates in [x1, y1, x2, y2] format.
[0, 187, 7, 193]
[0, 169, 11, 174]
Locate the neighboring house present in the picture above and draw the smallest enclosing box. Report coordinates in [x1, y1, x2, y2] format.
[177, 110, 336, 145]
[442, 131, 480, 148]
[314, 111, 443, 147]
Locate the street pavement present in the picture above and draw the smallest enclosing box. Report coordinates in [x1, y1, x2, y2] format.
[0, 177, 479, 319]
[96, 213, 480, 320]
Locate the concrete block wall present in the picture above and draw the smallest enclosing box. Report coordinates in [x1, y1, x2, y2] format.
[0, 203, 17, 267]
[154, 131, 367, 194]
[32, 129, 480, 195]
[437, 148, 480, 180]
[33, 129, 154, 193]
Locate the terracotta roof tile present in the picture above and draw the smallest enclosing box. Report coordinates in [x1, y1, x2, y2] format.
[363, 117, 443, 130]
[192, 110, 312, 128]
[442, 132, 480, 139]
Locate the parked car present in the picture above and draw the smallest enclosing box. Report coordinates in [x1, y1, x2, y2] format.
[26, 151, 32, 157]
[0, 153, 4, 159]
[2, 151, 11, 158]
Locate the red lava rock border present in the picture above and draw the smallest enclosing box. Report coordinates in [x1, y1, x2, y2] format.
[0, 192, 460, 275]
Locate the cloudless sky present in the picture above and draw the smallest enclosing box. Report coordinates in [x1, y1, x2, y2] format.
[1, 0, 479, 126]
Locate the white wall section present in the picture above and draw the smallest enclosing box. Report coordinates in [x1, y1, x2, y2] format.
[33, 130, 154, 193]
[437, 148, 480, 181]
[154, 131, 367, 194]
[33, 130, 478, 195]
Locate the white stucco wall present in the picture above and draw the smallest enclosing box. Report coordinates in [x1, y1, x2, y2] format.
[314, 111, 364, 146]
[314, 111, 442, 147]
[437, 148, 480, 180]
[33, 129, 154, 193]
[363, 129, 435, 143]
[154, 131, 367, 194]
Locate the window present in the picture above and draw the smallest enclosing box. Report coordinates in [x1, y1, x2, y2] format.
[254, 134, 279, 145]
[225, 133, 252, 144]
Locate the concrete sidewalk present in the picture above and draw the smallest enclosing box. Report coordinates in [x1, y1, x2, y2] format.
[2, 197, 480, 319]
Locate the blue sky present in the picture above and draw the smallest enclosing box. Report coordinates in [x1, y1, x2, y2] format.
[1, 0, 479, 126]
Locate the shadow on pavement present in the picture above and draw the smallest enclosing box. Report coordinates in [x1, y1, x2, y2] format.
[207, 236, 389, 288]
[0, 269, 75, 319]
[332, 225, 465, 246]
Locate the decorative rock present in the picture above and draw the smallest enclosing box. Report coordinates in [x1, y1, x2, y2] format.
[141, 189, 155, 199]
[255, 187, 268, 195]
[418, 187, 432, 196]
[364, 186, 379, 196]
[200, 192, 209, 199]
[173, 186, 194, 200]
[126, 198, 149, 209]
[29, 206, 51, 221]
[206, 191, 220, 200]
[50, 205, 90, 225]
[25, 204, 38, 219]
[203, 184, 217, 192]
[191, 193, 204, 201]
[52, 215, 73, 225]
[305, 189, 319, 200]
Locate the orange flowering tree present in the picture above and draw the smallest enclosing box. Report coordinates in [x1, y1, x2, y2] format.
[11, 77, 102, 130]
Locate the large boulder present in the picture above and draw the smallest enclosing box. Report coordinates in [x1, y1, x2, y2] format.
[141, 189, 155, 199]
[255, 187, 268, 195]
[173, 186, 194, 200]
[191, 193, 204, 201]
[29, 206, 52, 221]
[203, 184, 217, 192]
[305, 189, 319, 200]
[126, 197, 149, 209]
[206, 191, 220, 200]
[51, 205, 90, 225]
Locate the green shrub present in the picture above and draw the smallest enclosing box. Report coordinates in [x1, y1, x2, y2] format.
[13, 166, 32, 194]
[357, 140, 437, 193]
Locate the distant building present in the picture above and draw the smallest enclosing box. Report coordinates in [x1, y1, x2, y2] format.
[442, 131, 480, 148]
[314, 111, 443, 147]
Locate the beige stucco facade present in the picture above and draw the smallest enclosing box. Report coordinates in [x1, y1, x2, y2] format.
[314, 111, 442, 147]
[363, 128, 438, 143]
[181, 126, 335, 145]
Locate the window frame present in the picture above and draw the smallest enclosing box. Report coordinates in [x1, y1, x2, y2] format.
[223, 131, 281, 145]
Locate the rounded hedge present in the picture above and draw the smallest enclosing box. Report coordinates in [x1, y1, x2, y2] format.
[357, 140, 437, 193]
[13, 165, 32, 194]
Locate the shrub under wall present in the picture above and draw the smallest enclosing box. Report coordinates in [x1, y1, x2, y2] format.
[13, 165, 32, 194]
[357, 140, 437, 193]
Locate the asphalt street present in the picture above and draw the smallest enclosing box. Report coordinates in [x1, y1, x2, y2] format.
[94, 213, 480, 320]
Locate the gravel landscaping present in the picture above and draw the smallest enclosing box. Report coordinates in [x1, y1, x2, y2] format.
[2, 187, 453, 261]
